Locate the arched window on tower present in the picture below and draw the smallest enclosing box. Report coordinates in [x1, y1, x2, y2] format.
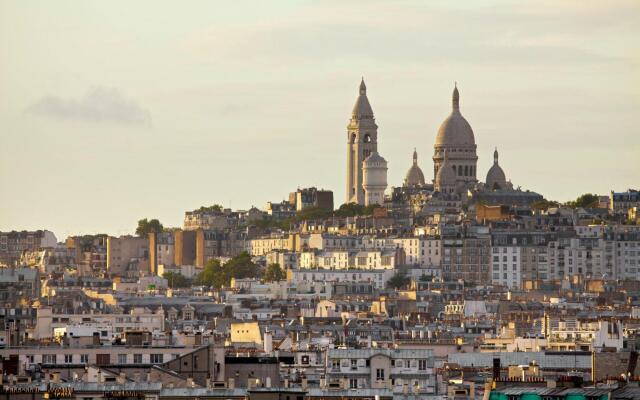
[363, 134, 371, 143]
[464, 166, 469, 176]
[458, 165, 463, 176]
[350, 133, 356, 143]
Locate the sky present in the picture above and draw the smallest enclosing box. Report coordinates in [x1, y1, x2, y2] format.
[0, 0, 639, 239]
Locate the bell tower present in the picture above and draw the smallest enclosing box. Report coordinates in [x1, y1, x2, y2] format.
[346, 78, 378, 205]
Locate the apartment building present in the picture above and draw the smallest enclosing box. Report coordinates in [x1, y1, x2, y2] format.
[547, 237, 615, 280]
[0, 230, 57, 266]
[298, 250, 397, 270]
[544, 317, 623, 351]
[106, 235, 149, 277]
[610, 189, 640, 215]
[441, 229, 491, 284]
[325, 348, 436, 395]
[289, 269, 394, 289]
[34, 307, 165, 340]
[490, 231, 554, 288]
[392, 237, 441, 267]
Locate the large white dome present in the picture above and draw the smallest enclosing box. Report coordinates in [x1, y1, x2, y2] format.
[435, 86, 475, 146]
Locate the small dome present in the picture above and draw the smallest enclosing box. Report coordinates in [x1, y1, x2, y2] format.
[404, 148, 425, 186]
[435, 85, 475, 146]
[352, 78, 374, 119]
[486, 148, 507, 190]
[363, 151, 387, 167]
[435, 150, 456, 190]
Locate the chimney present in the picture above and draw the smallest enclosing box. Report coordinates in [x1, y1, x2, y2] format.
[187, 378, 194, 387]
[302, 377, 308, 389]
[228, 378, 235, 389]
[116, 373, 126, 384]
[264, 329, 273, 353]
[266, 377, 272, 388]
[52, 372, 60, 383]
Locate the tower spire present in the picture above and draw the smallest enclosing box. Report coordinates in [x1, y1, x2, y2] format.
[413, 148, 418, 165]
[494, 147, 499, 164]
[452, 83, 460, 111]
[359, 77, 366, 95]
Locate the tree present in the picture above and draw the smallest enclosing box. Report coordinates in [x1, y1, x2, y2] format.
[197, 204, 223, 213]
[387, 272, 411, 289]
[296, 207, 333, 221]
[263, 263, 285, 282]
[136, 218, 164, 237]
[194, 252, 258, 289]
[194, 258, 224, 288]
[531, 199, 560, 211]
[335, 203, 366, 217]
[163, 272, 190, 288]
[566, 193, 599, 209]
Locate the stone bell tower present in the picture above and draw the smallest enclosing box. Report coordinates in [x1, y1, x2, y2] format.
[346, 78, 378, 205]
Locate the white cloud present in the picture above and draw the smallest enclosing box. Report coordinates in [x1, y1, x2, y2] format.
[27, 86, 151, 126]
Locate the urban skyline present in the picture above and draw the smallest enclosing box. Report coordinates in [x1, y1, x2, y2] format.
[1, 1, 639, 235]
[2, 2, 640, 399]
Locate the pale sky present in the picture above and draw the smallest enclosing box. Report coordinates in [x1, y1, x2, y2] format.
[1, 0, 639, 238]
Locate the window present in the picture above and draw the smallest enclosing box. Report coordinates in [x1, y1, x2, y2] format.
[133, 354, 143, 364]
[418, 359, 427, 370]
[96, 354, 110, 365]
[150, 354, 164, 364]
[349, 378, 358, 389]
[118, 354, 127, 364]
[64, 354, 73, 364]
[376, 368, 385, 381]
[80, 354, 89, 364]
[351, 359, 357, 370]
[43, 354, 57, 364]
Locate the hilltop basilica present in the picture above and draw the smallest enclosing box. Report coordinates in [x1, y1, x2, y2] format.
[344, 79, 542, 215]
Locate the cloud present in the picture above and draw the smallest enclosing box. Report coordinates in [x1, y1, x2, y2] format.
[27, 87, 151, 125]
[182, 1, 635, 69]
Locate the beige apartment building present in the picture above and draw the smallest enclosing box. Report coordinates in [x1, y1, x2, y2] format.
[106, 235, 149, 277]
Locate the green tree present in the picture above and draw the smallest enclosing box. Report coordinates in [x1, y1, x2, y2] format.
[566, 193, 599, 209]
[194, 252, 258, 289]
[335, 203, 382, 217]
[531, 199, 560, 211]
[296, 207, 333, 221]
[135, 218, 164, 237]
[197, 204, 223, 213]
[263, 263, 285, 282]
[163, 272, 191, 288]
[194, 258, 224, 287]
[335, 203, 366, 217]
[387, 272, 411, 289]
